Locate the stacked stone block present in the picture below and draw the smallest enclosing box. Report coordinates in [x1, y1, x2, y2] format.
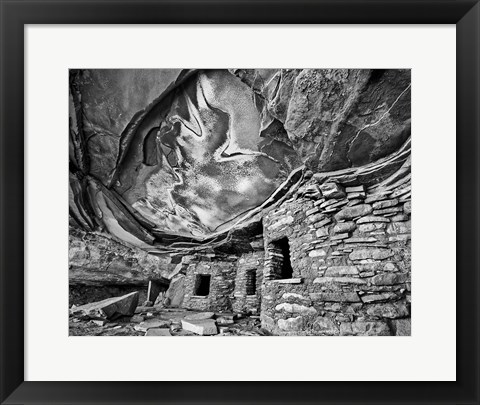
[232, 252, 264, 314]
[264, 242, 288, 281]
[182, 254, 238, 312]
[261, 177, 411, 336]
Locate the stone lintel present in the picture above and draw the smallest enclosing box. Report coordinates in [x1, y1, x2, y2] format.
[271, 278, 303, 284]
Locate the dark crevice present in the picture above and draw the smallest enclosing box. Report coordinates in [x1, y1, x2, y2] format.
[369, 69, 386, 84]
[143, 127, 160, 166]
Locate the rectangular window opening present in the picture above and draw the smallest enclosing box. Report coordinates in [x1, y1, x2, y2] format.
[246, 269, 257, 295]
[194, 274, 211, 296]
[269, 237, 293, 279]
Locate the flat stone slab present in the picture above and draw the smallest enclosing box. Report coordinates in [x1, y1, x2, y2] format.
[318, 182, 346, 199]
[69, 292, 139, 320]
[184, 312, 215, 321]
[357, 216, 390, 224]
[313, 277, 366, 285]
[310, 292, 361, 302]
[145, 328, 172, 336]
[325, 266, 358, 277]
[349, 248, 394, 261]
[181, 319, 218, 335]
[360, 292, 397, 303]
[275, 302, 317, 315]
[134, 319, 171, 332]
[335, 204, 372, 221]
[271, 278, 303, 284]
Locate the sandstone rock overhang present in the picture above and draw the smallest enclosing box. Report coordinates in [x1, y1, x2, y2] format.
[69, 68, 411, 253]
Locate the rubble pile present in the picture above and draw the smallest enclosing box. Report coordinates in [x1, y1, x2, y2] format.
[70, 294, 269, 337]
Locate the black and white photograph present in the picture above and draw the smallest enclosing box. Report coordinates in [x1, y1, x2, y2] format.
[3, 0, 479, 401]
[69, 68, 412, 337]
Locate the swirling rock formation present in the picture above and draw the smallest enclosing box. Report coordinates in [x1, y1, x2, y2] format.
[69, 69, 410, 253]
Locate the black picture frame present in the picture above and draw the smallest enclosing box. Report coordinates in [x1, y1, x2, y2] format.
[1, 1, 479, 404]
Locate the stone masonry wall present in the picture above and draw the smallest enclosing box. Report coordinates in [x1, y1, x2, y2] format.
[260, 176, 411, 336]
[182, 254, 238, 312]
[232, 252, 264, 314]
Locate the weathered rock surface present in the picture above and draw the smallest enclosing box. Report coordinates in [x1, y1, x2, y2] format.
[390, 318, 411, 336]
[237, 69, 410, 170]
[357, 216, 390, 224]
[134, 319, 171, 332]
[349, 248, 394, 261]
[275, 303, 317, 316]
[366, 302, 409, 319]
[69, 227, 172, 285]
[184, 312, 215, 321]
[333, 222, 356, 234]
[335, 204, 373, 221]
[325, 266, 359, 277]
[69, 68, 411, 250]
[371, 273, 409, 286]
[313, 317, 339, 335]
[181, 319, 218, 335]
[161, 274, 185, 307]
[71, 69, 184, 186]
[145, 328, 172, 336]
[277, 316, 303, 331]
[313, 277, 366, 285]
[70, 292, 139, 320]
[340, 321, 391, 336]
[319, 183, 346, 199]
[309, 292, 361, 303]
[361, 292, 397, 303]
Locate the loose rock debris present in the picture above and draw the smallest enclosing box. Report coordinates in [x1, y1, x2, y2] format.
[69, 295, 270, 336]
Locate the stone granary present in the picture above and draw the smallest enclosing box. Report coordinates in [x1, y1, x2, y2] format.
[69, 68, 411, 335]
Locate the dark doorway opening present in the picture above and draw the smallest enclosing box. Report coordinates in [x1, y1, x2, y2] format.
[194, 274, 211, 296]
[272, 237, 293, 279]
[246, 270, 257, 295]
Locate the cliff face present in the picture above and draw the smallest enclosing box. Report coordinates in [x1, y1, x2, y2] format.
[231, 69, 411, 171]
[69, 227, 174, 286]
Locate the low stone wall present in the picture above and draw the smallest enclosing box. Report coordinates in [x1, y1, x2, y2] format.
[182, 254, 238, 312]
[232, 252, 264, 314]
[261, 177, 411, 336]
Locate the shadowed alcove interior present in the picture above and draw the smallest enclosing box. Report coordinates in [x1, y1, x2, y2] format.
[194, 274, 211, 296]
[269, 237, 294, 280]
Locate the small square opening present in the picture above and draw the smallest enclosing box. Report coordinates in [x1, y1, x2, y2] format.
[246, 270, 257, 295]
[194, 274, 211, 296]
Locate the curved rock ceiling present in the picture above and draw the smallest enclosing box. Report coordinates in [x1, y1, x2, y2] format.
[112, 70, 301, 238]
[69, 68, 411, 250]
